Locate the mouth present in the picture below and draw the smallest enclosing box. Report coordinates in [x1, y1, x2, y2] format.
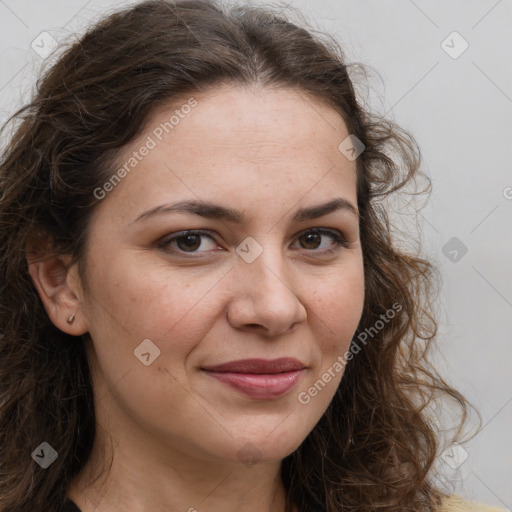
[200, 358, 307, 399]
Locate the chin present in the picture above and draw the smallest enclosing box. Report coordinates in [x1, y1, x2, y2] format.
[225, 429, 307, 465]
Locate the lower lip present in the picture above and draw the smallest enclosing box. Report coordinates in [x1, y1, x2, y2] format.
[202, 369, 305, 399]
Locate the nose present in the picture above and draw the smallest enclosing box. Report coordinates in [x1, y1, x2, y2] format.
[226, 244, 308, 337]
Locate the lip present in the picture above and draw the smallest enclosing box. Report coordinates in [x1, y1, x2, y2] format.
[201, 358, 307, 400]
[201, 357, 306, 374]
[202, 369, 305, 399]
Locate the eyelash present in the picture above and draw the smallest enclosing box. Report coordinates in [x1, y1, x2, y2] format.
[157, 228, 349, 258]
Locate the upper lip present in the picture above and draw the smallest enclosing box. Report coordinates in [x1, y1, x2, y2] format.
[201, 358, 306, 374]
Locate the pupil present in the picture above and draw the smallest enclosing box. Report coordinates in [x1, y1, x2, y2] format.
[178, 234, 201, 251]
[302, 233, 320, 249]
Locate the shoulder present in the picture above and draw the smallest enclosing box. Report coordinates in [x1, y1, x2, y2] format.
[439, 493, 509, 512]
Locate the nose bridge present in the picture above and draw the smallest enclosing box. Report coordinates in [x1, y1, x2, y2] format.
[235, 235, 289, 291]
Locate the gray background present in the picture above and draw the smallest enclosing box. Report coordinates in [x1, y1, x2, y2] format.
[1, 0, 510, 508]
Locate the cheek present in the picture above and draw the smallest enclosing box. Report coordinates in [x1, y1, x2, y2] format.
[310, 266, 365, 348]
[85, 253, 228, 360]
[82, 259, 227, 413]
[297, 269, 364, 412]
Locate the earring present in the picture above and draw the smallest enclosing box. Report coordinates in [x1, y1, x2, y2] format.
[66, 314, 76, 325]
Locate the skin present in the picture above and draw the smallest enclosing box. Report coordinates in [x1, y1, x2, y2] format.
[28, 85, 365, 512]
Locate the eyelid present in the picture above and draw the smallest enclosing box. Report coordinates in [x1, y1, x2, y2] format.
[157, 229, 218, 253]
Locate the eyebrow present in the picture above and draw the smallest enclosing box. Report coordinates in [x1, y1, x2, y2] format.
[131, 197, 359, 225]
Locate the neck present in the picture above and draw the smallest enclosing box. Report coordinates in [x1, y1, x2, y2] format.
[68, 422, 293, 512]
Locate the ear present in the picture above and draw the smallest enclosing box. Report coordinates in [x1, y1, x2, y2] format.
[26, 236, 88, 336]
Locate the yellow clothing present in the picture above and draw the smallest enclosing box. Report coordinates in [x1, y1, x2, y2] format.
[442, 494, 509, 512]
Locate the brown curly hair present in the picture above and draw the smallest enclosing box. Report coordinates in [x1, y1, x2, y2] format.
[0, 1, 481, 511]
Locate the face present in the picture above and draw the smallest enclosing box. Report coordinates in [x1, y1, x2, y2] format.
[78, 85, 365, 465]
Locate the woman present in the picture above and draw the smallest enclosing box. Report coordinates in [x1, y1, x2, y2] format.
[0, 1, 505, 511]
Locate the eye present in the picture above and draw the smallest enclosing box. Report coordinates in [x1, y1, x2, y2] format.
[157, 228, 349, 258]
[292, 228, 349, 256]
[158, 230, 219, 256]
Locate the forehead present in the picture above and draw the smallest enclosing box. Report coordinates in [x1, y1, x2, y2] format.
[93, 85, 357, 224]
